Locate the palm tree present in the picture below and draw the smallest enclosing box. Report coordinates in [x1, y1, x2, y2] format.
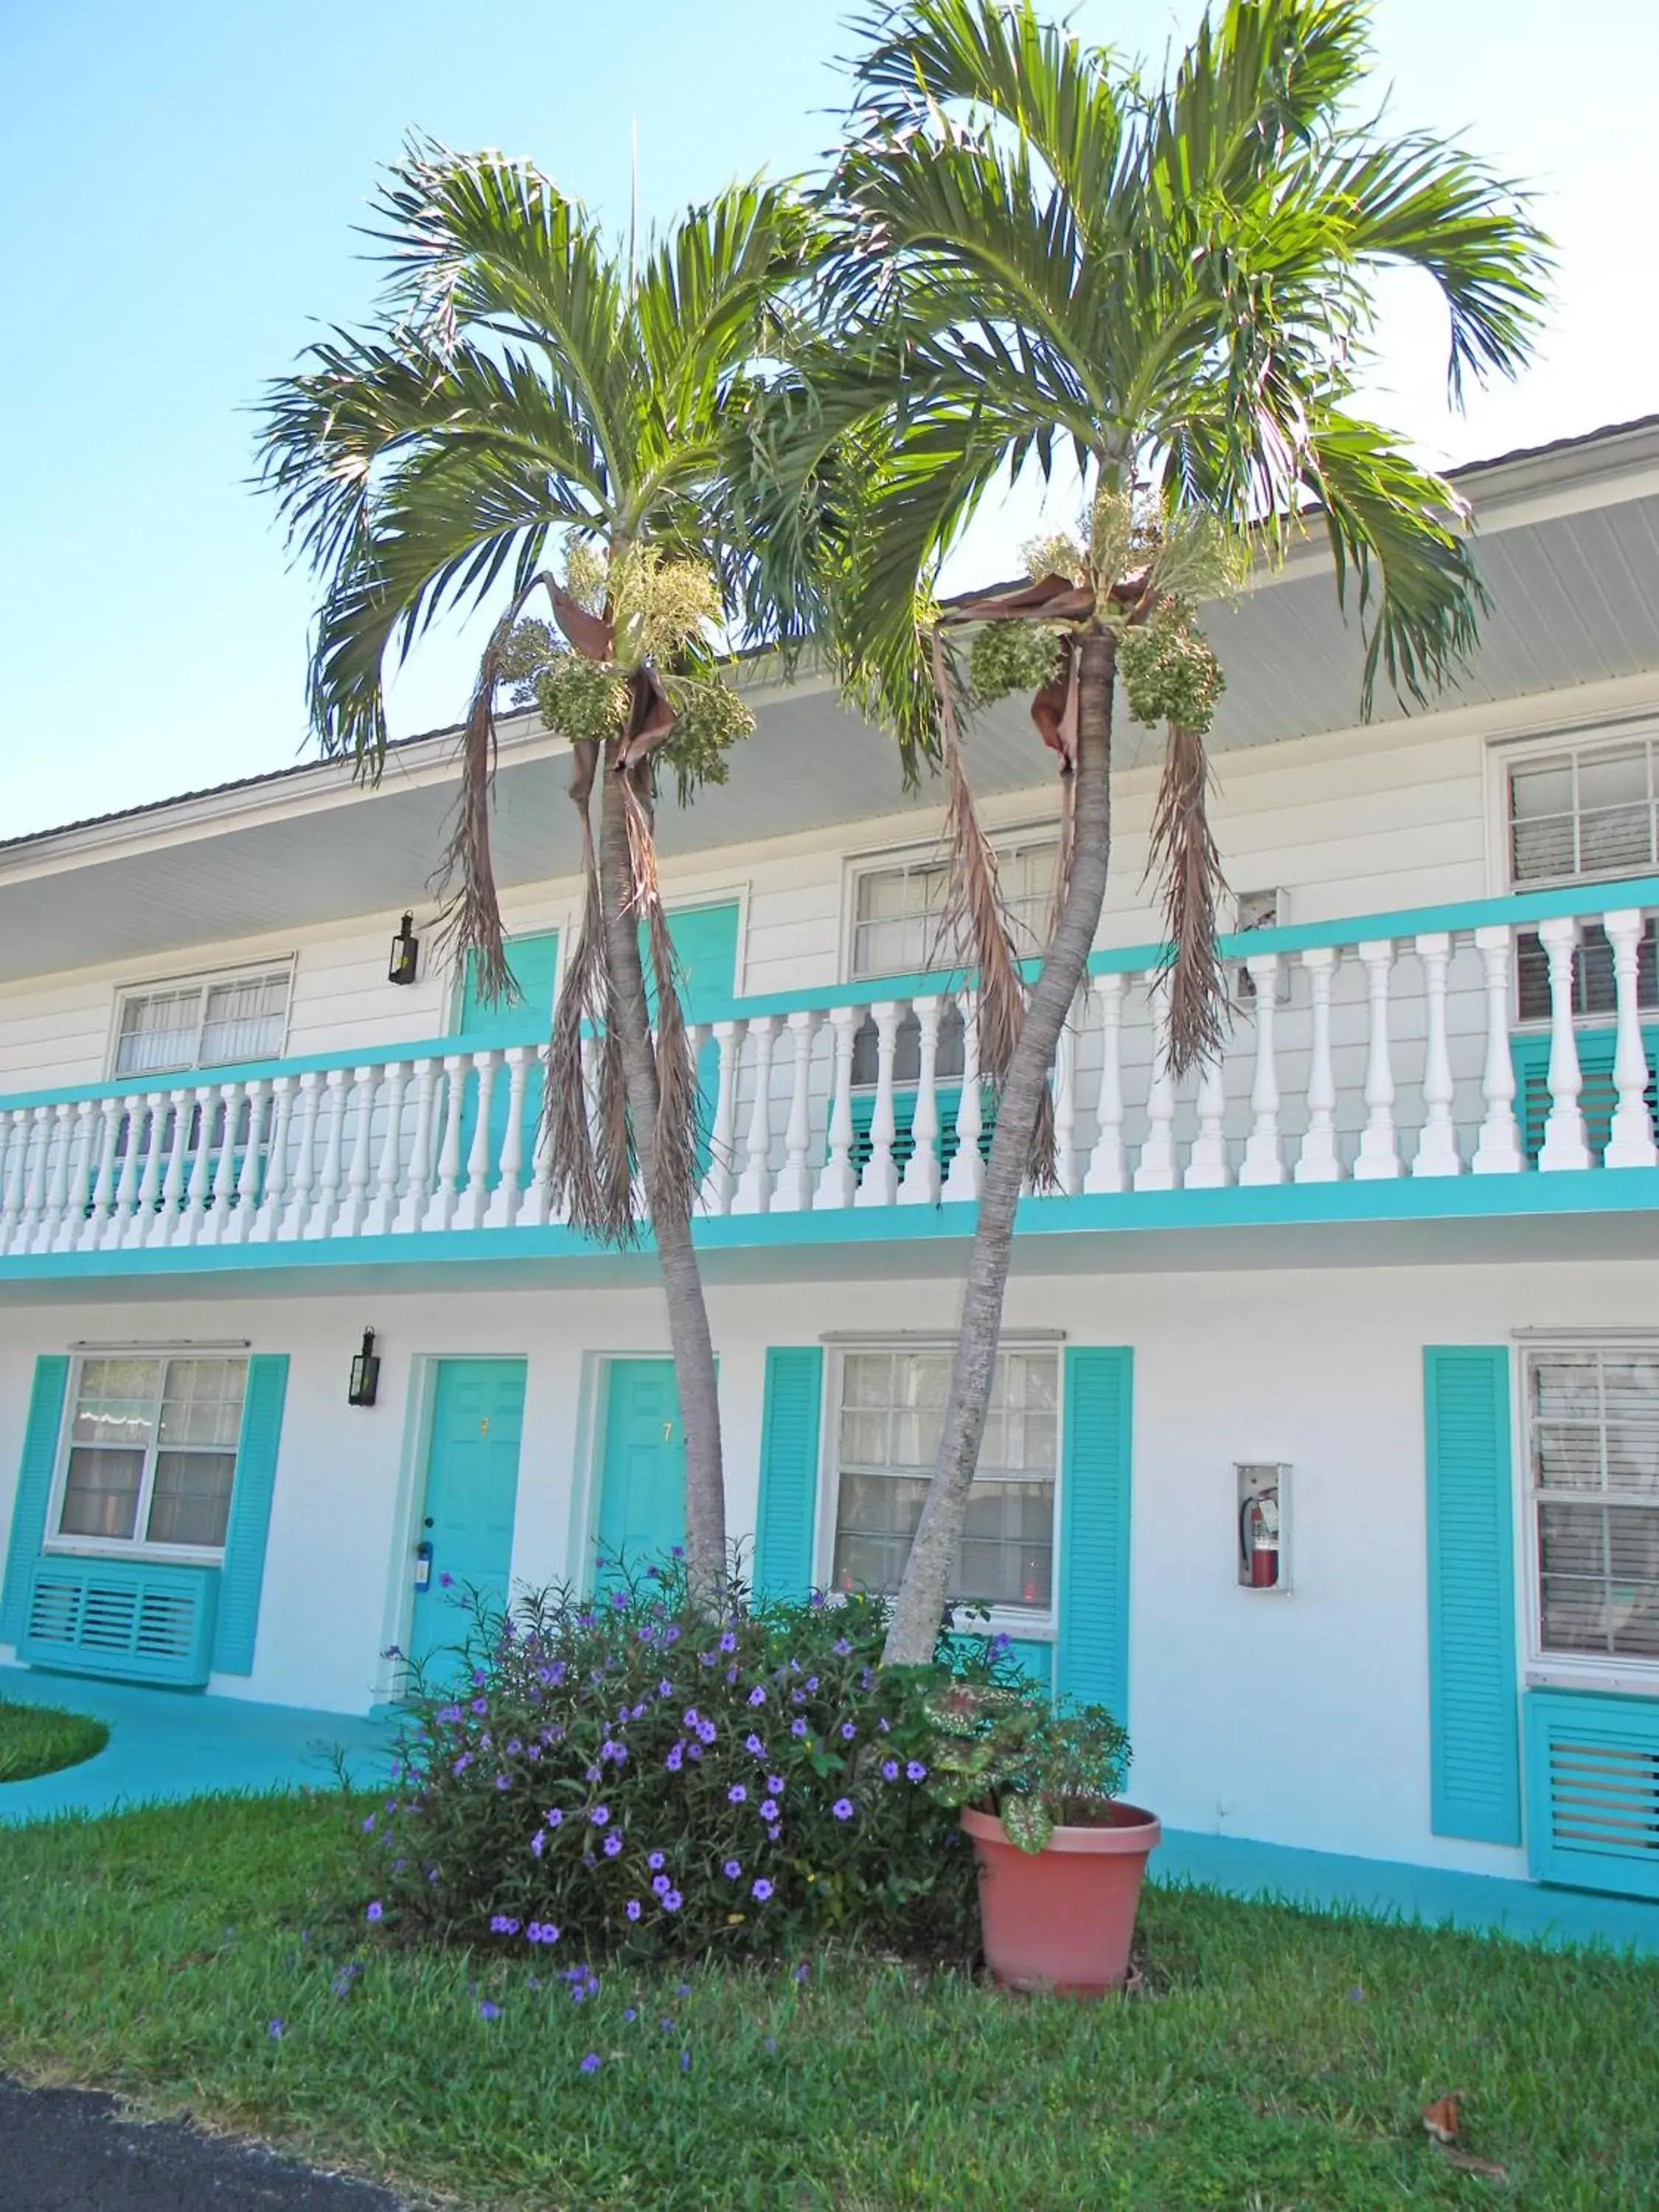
[757, 0, 1550, 1665]
[260, 145, 810, 1601]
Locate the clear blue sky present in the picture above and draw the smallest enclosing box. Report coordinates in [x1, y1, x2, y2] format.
[3, 0, 1654, 841]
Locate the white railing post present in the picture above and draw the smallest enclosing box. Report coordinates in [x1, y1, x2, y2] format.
[1603, 909, 1658, 1169]
[145, 1090, 191, 1248]
[111, 1099, 151, 1247]
[1294, 947, 1343, 1183]
[337, 1064, 379, 1237]
[699, 1020, 741, 1216]
[942, 992, 985, 1203]
[173, 1085, 219, 1248]
[1537, 914, 1590, 1172]
[32, 1101, 74, 1253]
[198, 1081, 244, 1244]
[855, 1003, 902, 1207]
[1411, 932, 1463, 1178]
[79, 1095, 122, 1251]
[774, 1010, 822, 1212]
[305, 1065, 349, 1238]
[122, 1094, 167, 1248]
[49, 1099, 97, 1255]
[1082, 973, 1127, 1194]
[484, 1048, 532, 1228]
[900, 998, 945, 1205]
[732, 1015, 779, 1214]
[1352, 942, 1402, 1180]
[393, 1059, 439, 1234]
[281, 1071, 324, 1239]
[1238, 954, 1286, 1186]
[0, 1108, 29, 1251]
[254, 1075, 297, 1241]
[225, 1079, 268, 1243]
[1185, 1049, 1232, 1189]
[423, 1055, 467, 1231]
[1471, 925, 1524, 1175]
[815, 1005, 861, 1211]
[1051, 995, 1081, 1197]
[1133, 977, 1178, 1192]
[456, 1051, 498, 1231]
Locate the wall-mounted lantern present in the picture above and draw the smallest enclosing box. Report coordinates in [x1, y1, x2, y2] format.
[1237, 1462, 1290, 1590]
[388, 913, 420, 986]
[348, 1328, 381, 1408]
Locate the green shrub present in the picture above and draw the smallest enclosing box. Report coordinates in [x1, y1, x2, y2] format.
[366, 1560, 1015, 1967]
[0, 1697, 109, 1782]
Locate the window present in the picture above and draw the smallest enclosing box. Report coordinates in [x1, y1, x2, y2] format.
[850, 838, 1059, 981]
[113, 967, 291, 1079]
[1509, 739, 1659, 887]
[52, 1357, 248, 1557]
[831, 1348, 1058, 1610]
[1525, 1346, 1659, 1668]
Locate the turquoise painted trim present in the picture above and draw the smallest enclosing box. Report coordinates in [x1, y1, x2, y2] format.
[1055, 1347, 1133, 1720]
[9, 1161, 1659, 1286]
[1425, 1347, 1522, 1846]
[1524, 1687, 1659, 1900]
[19, 1555, 219, 1686]
[753, 1348, 824, 1600]
[212, 1354, 289, 1675]
[0, 1354, 70, 1644]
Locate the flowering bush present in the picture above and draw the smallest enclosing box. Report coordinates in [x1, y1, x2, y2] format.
[365, 1559, 1012, 1964]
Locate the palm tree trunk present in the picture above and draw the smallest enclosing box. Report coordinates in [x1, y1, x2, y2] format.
[881, 627, 1116, 1667]
[597, 754, 727, 1601]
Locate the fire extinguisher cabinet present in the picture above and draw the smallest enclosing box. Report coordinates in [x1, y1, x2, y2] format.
[1237, 1463, 1291, 1592]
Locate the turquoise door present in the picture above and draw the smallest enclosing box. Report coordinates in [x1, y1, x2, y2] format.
[409, 1359, 527, 1671]
[597, 1360, 686, 1580]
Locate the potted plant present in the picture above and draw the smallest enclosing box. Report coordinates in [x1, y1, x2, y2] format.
[923, 1683, 1158, 1995]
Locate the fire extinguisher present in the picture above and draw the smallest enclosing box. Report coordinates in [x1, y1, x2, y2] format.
[1239, 1489, 1280, 1588]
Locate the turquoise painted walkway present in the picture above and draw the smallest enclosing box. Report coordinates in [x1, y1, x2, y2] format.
[0, 1666, 395, 1826]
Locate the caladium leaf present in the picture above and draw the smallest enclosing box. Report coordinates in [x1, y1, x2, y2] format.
[1000, 1792, 1054, 1854]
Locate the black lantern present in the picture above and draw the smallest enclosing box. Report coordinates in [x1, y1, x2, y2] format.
[388, 913, 420, 986]
[348, 1328, 381, 1407]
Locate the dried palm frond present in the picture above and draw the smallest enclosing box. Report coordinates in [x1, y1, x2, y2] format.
[619, 762, 700, 1226]
[543, 740, 611, 1234]
[433, 611, 517, 1007]
[1146, 721, 1229, 1078]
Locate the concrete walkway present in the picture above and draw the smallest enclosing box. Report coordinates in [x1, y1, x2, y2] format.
[0, 1666, 395, 1826]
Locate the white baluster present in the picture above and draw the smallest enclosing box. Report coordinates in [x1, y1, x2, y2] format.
[30, 1101, 74, 1253]
[1352, 942, 1402, 1180]
[1184, 1051, 1232, 1188]
[1133, 978, 1178, 1192]
[393, 1060, 439, 1234]
[121, 1094, 167, 1247]
[0, 1109, 27, 1251]
[195, 1082, 244, 1245]
[305, 1065, 349, 1238]
[109, 1099, 148, 1245]
[254, 1076, 297, 1241]
[1537, 915, 1590, 1172]
[732, 1015, 779, 1214]
[855, 1003, 902, 1207]
[525, 1048, 560, 1225]
[900, 998, 945, 1205]
[173, 1085, 217, 1247]
[79, 1096, 122, 1251]
[1603, 908, 1658, 1169]
[338, 1064, 379, 1236]
[699, 1020, 741, 1216]
[484, 1048, 532, 1228]
[49, 1099, 97, 1255]
[1411, 932, 1462, 1177]
[453, 1051, 496, 1230]
[1238, 953, 1286, 1186]
[942, 993, 984, 1203]
[773, 1010, 822, 1212]
[814, 1005, 861, 1210]
[225, 1079, 268, 1243]
[1050, 995, 1081, 1197]
[357, 1061, 408, 1237]
[1471, 926, 1524, 1175]
[146, 1087, 193, 1248]
[423, 1054, 468, 1231]
[1082, 973, 1127, 1194]
[279, 1071, 323, 1238]
[1294, 947, 1343, 1183]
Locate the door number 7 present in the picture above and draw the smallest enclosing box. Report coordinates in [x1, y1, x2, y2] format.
[662, 1420, 675, 1442]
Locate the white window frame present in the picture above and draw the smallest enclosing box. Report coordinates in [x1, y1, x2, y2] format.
[815, 1340, 1061, 1641]
[1486, 720, 1659, 897]
[43, 1352, 249, 1567]
[841, 827, 1061, 985]
[1517, 1335, 1659, 1695]
[106, 957, 296, 1082]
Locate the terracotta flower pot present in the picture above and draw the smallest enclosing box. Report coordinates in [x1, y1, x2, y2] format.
[962, 1801, 1161, 1996]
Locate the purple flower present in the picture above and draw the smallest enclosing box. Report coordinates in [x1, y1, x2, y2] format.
[759, 1798, 779, 1820]
[658, 1680, 674, 1698]
[267, 2018, 285, 2039]
[666, 1744, 684, 1771]
[877, 1717, 891, 1733]
[580, 2052, 600, 2073]
[361, 1815, 375, 1833]
[806, 1675, 819, 1692]
[506, 1739, 523, 1756]
[790, 1719, 808, 1738]
[793, 1961, 810, 1980]
[662, 1889, 683, 1912]
[624, 2007, 637, 2021]
[687, 1743, 703, 1761]
[530, 1831, 546, 1859]
[681, 2051, 692, 2072]
[745, 1733, 766, 1757]
[603, 1833, 623, 1857]
[365, 1900, 383, 1922]
[906, 1761, 928, 1783]
[544, 1809, 564, 1828]
[625, 1899, 642, 1921]
[766, 1775, 785, 1796]
[470, 1697, 487, 1715]
[490, 1915, 521, 1935]
[590, 1805, 610, 1826]
[451, 1754, 473, 1776]
[648, 1850, 666, 1871]
[698, 1719, 717, 1745]
[529, 1922, 560, 1944]
[752, 1877, 774, 1901]
[832, 1798, 854, 1820]
[723, 1858, 742, 1879]
[748, 1686, 767, 1707]
[439, 1571, 454, 1587]
[495, 1775, 511, 1791]
[478, 2000, 501, 2020]
[833, 1637, 852, 1656]
[683, 1708, 700, 1729]
[728, 1784, 747, 1804]
[840, 1722, 857, 1740]
[719, 1630, 737, 1653]
[767, 1821, 782, 1841]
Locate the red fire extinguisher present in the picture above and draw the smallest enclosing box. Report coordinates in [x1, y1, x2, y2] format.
[1239, 1489, 1280, 1588]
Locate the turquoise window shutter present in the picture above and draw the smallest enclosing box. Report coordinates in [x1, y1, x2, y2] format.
[212, 1354, 290, 1676]
[753, 1349, 824, 1600]
[1424, 1346, 1522, 1845]
[1, 1354, 71, 1645]
[1055, 1347, 1133, 1719]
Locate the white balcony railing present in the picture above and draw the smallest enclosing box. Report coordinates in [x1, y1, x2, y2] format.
[3, 876, 1659, 1261]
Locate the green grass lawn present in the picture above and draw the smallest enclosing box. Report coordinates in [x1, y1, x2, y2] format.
[0, 1695, 108, 1782]
[0, 1793, 1655, 2209]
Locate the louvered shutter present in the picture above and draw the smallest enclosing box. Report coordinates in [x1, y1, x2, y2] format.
[1, 1355, 70, 1645]
[753, 1348, 824, 1600]
[1055, 1347, 1133, 1719]
[212, 1354, 289, 1675]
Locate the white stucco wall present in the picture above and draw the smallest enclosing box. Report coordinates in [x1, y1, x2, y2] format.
[4, 1251, 1655, 1879]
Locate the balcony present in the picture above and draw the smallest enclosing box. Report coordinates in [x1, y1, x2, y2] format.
[4, 874, 1659, 1286]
